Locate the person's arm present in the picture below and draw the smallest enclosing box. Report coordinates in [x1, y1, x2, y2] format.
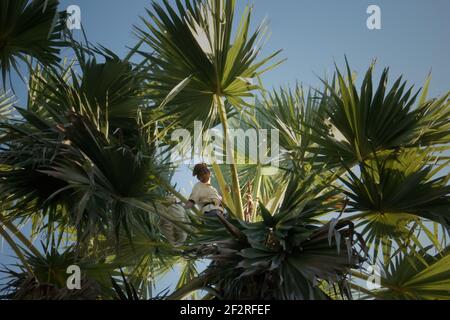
[185, 184, 199, 210]
[185, 200, 195, 209]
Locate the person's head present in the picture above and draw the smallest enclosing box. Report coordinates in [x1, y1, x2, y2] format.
[193, 163, 211, 183]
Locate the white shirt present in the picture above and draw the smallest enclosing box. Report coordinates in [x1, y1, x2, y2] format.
[189, 182, 223, 213]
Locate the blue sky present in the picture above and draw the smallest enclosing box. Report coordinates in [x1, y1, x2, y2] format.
[8, 0, 450, 109]
[2, 0, 450, 293]
[55, 0, 450, 95]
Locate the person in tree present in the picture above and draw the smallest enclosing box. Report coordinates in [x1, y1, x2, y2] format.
[185, 163, 224, 218]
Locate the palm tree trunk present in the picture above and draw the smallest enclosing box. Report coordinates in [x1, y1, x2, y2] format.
[211, 163, 236, 213]
[215, 94, 244, 220]
[252, 166, 262, 221]
[1, 219, 42, 258]
[0, 224, 35, 277]
[167, 273, 211, 300]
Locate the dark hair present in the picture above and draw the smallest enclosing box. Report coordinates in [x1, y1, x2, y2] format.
[193, 163, 209, 177]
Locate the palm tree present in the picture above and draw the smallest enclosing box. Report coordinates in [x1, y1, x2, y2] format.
[0, 0, 65, 88]
[351, 247, 450, 300]
[0, 39, 190, 297]
[0, 0, 449, 300]
[136, 0, 285, 220]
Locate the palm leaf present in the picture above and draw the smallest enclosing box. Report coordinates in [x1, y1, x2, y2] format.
[0, 0, 65, 88]
[353, 247, 450, 300]
[308, 61, 450, 168]
[342, 150, 450, 228]
[136, 0, 284, 126]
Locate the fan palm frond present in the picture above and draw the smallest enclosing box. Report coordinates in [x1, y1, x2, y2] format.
[342, 150, 450, 228]
[0, 89, 14, 120]
[309, 61, 450, 168]
[353, 247, 450, 300]
[0, 243, 117, 300]
[0, 0, 65, 88]
[137, 0, 283, 126]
